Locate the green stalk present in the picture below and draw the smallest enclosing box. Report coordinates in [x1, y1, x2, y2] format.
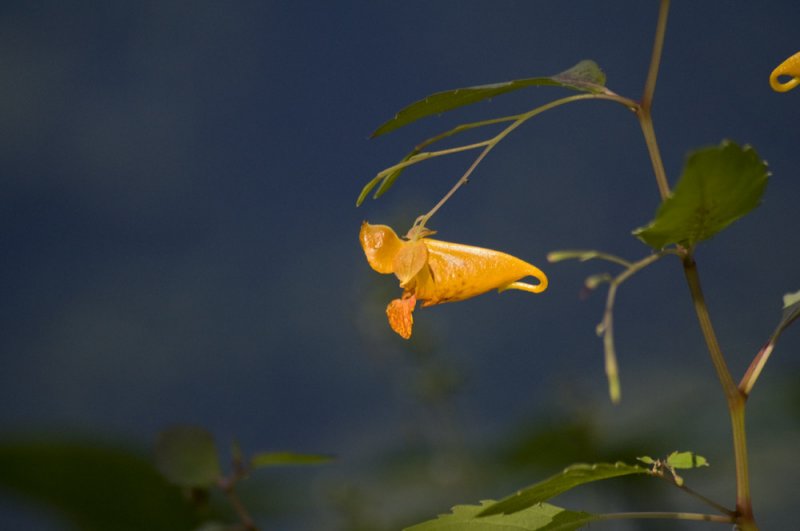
[637, 1, 757, 527]
[637, 0, 671, 201]
[595, 511, 733, 525]
[683, 257, 753, 526]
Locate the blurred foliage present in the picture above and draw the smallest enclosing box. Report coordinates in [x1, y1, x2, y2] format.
[0, 439, 203, 531]
[155, 425, 222, 489]
[406, 500, 595, 531]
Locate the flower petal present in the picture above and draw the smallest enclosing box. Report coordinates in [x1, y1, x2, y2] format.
[392, 239, 428, 287]
[386, 295, 416, 339]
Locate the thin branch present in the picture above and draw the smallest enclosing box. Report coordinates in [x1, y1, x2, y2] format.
[413, 114, 522, 152]
[682, 256, 753, 523]
[547, 249, 634, 268]
[637, 0, 672, 201]
[597, 252, 666, 403]
[218, 476, 258, 531]
[739, 341, 774, 397]
[642, 0, 671, 111]
[654, 474, 735, 516]
[595, 511, 733, 525]
[415, 92, 636, 229]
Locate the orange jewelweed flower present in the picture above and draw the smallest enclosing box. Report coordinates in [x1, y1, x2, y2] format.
[359, 222, 548, 339]
[770, 51, 800, 92]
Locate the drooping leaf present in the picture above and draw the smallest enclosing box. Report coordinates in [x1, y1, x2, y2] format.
[155, 425, 221, 488]
[405, 500, 597, 531]
[0, 439, 203, 531]
[547, 249, 632, 268]
[371, 60, 607, 138]
[357, 115, 520, 206]
[740, 289, 800, 395]
[478, 462, 647, 517]
[666, 451, 709, 470]
[634, 141, 769, 249]
[250, 451, 333, 469]
[774, 289, 800, 341]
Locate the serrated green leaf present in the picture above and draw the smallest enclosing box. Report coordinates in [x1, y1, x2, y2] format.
[633, 141, 769, 249]
[478, 462, 647, 517]
[405, 500, 597, 531]
[250, 451, 333, 469]
[371, 60, 606, 137]
[155, 425, 221, 488]
[666, 451, 709, 469]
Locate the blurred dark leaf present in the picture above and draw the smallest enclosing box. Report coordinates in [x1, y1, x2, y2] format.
[155, 425, 221, 488]
[371, 60, 607, 138]
[0, 439, 201, 531]
[250, 451, 333, 469]
[193, 522, 243, 531]
[634, 141, 769, 249]
[478, 462, 647, 517]
[405, 500, 595, 531]
[499, 420, 597, 471]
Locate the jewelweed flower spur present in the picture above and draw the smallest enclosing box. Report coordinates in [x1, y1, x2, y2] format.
[359, 222, 548, 339]
[770, 51, 800, 92]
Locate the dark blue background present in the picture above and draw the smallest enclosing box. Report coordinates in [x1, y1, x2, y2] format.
[1, 1, 799, 529]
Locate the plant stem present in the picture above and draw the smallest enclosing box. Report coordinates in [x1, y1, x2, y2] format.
[682, 256, 755, 528]
[594, 511, 733, 525]
[637, 0, 671, 201]
[637, 1, 757, 527]
[219, 474, 258, 531]
[642, 0, 670, 112]
[739, 341, 773, 397]
[656, 475, 735, 516]
[599, 252, 665, 403]
[638, 112, 670, 200]
[416, 92, 634, 229]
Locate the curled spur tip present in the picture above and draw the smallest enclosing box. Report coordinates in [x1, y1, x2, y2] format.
[770, 51, 800, 93]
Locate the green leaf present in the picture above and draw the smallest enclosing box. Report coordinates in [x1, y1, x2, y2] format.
[636, 456, 656, 465]
[477, 462, 647, 517]
[775, 289, 800, 341]
[0, 439, 203, 531]
[155, 425, 221, 488]
[356, 150, 418, 206]
[405, 500, 597, 531]
[634, 141, 769, 249]
[194, 523, 241, 531]
[547, 249, 632, 268]
[250, 451, 333, 469]
[666, 451, 709, 470]
[371, 60, 607, 137]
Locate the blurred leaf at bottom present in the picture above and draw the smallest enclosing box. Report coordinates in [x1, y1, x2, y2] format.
[0, 438, 203, 531]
